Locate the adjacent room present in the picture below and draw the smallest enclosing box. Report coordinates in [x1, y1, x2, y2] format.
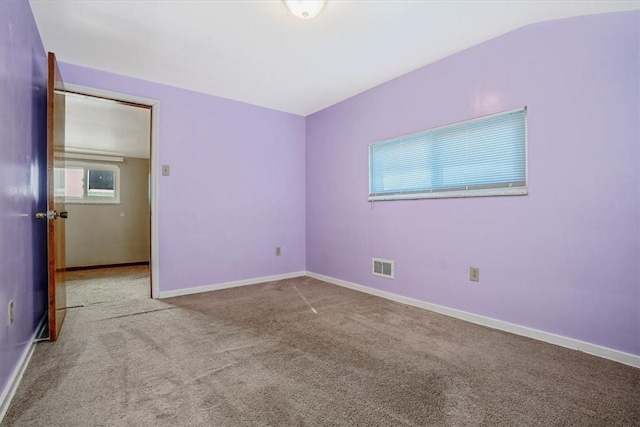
[62, 92, 152, 309]
[1, 0, 638, 425]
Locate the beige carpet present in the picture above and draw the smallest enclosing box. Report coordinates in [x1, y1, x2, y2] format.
[65, 265, 151, 307]
[3, 267, 639, 426]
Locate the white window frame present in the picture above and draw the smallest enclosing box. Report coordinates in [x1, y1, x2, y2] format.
[56, 161, 121, 204]
[368, 107, 528, 201]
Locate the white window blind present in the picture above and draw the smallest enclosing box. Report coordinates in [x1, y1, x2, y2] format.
[369, 108, 527, 201]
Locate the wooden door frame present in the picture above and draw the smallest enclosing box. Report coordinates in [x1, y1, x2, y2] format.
[63, 83, 161, 298]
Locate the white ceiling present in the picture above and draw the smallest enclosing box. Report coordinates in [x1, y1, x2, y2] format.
[31, 1, 639, 116]
[65, 92, 151, 159]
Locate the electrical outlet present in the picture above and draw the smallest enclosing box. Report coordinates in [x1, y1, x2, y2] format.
[275, 246, 281, 256]
[470, 267, 480, 282]
[8, 300, 14, 326]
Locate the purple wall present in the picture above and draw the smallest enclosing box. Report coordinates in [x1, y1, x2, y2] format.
[0, 0, 49, 398]
[306, 11, 640, 356]
[58, 64, 307, 292]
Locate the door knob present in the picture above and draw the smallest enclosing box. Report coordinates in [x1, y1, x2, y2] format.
[35, 210, 69, 220]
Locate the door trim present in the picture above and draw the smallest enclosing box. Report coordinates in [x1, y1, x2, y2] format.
[63, 83, 161, 298]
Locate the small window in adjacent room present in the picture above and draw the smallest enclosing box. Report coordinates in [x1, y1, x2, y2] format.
[368, 108, 527, 201]
[87, 169, 116, 198]
[54, 161, 120, 204]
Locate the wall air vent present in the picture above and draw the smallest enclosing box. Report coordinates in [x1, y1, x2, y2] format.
[372, 258, 394, 279]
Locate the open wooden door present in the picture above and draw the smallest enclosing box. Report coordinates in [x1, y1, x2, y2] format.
[46, 52, 67, 341]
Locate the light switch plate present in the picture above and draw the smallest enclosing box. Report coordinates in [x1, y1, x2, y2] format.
[470, 267, 479, 282]
[162, 165, 170, 176]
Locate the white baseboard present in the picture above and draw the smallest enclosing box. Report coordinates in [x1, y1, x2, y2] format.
[306, 271, 640, 369]
[0, 315, 46, 423]
[158, 271, 307, 299]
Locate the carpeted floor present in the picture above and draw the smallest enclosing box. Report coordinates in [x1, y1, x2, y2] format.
[65, 265, 151, 307]
[3, 267, 639, 426]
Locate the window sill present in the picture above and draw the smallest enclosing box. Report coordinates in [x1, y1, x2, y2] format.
[369, 187, 528, 201]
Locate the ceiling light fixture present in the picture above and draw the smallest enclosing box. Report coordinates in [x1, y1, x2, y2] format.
[283, 0, 327, 20]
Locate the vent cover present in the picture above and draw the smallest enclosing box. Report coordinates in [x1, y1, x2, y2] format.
[372, 258, 394, 279]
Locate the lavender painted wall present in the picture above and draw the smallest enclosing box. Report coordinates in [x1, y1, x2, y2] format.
[58, 63, 306, 292]
[306, 11, 640, 356]
[0, 0, 48, 398]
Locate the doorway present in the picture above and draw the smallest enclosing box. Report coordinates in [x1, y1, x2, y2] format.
[60, 84, 160, 301]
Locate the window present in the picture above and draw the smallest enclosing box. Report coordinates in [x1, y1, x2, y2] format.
[54, 161, 120, 204]
[87, 169, 116, 198]
[369, 108, 527, 200]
